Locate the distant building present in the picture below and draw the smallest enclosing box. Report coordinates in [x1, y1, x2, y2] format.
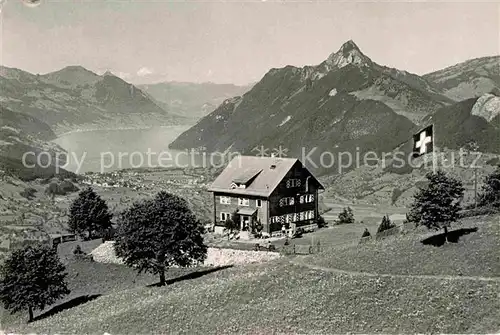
[208, 156, 324, 236]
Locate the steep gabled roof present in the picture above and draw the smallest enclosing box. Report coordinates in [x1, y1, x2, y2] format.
[208, 156, 323, 197]
[232, 168, 263, 184]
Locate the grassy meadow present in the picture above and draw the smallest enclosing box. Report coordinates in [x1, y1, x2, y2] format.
[2, 213, 499, 334]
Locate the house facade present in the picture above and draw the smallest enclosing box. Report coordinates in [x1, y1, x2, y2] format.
[208, 156, 324, 236]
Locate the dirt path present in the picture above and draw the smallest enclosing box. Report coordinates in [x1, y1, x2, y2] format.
[289, 256, 500, 282]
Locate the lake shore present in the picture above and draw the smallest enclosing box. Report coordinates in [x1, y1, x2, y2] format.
[55, 124, 192, 138]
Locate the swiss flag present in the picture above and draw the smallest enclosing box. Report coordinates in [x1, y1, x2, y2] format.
[413, 125, 433, 157]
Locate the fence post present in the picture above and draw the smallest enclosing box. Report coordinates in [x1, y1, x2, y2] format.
[293, 244, 296, 254]
[317, 240, 321, 253]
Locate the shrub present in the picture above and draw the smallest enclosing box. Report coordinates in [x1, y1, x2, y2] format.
[377, 215, 396, 233]
[459, 206, 500, 218]
[224, 214, 238, 240]
[292, 228, 304, 239]
[338, 207, 355, 224]
[485, 157, 500, 166]
[316, 215, 327, 228]
[252, 219, 263, 236]
[19, 187, 37, 200]
[73, 245, 84, 255]
[45, 180, 79, 197]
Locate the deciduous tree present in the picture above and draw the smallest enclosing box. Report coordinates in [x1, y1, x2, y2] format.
[114, 191, 207, 286]
[68, 187, 112, 239]
[478, 165, 500, 208]
[408, 170, 464, 240]
[0, 244, 70, 322]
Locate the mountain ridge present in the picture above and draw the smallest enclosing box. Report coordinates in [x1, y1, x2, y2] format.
[0, 65, 188, 135]
[423, 55, 500, 100]
[168, 40, 455, 175]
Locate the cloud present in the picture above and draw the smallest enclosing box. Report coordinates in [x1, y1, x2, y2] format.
[137, 67, 153, 77]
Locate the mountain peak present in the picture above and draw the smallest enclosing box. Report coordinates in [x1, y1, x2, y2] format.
[61, 65, 91, 72]
[340, 40, 360, 52]
[41, 65, 100, 87]
[324, 40, 372, 70]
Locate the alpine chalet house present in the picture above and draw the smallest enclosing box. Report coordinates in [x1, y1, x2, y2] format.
[208, 155, 324, 237]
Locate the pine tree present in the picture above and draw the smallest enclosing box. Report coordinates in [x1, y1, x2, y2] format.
[377, 215, 396, 233]
[114, 191, 207, 286]
[68, 187, 112, 240]
[478, 165, 500, 208]
[408, 170, 464, 240]
[0, 243, 70, 322]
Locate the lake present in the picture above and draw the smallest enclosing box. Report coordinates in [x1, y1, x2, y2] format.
[52, 126, 210, 174]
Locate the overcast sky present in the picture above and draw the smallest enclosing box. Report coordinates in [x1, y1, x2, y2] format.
[0, 0, 498, 85]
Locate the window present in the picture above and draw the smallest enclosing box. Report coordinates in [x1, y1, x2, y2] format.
[286, 178, 302, 188]
[256, 199, 262, 208]
[279, 197, 295, 207]
[220, 212, 230, 221]
[238, 198, 249, 206]
[304, 210, 315, 220]
[301, 194, 315, 203]
[220, 196, 231, 205]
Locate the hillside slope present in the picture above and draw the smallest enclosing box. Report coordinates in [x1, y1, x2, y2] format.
[4, 215, 499, 334]
[0, 66, 189, 135]
[422, 95, 500, 153]
[0, 106, 74, 180]
[424, 56, 500, 101]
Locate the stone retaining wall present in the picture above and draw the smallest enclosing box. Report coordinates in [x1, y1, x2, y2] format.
[90, 241, 281, 267]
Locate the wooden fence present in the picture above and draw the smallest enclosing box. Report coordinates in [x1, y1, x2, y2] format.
[281, 241, 322, 255]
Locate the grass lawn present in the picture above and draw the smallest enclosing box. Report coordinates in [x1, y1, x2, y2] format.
[0, 258, 223, 329]
[302, 214, 500, 278]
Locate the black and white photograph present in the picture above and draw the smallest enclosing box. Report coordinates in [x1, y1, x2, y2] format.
[0, 0, 499, 333]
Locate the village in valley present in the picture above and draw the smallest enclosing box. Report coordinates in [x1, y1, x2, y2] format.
[1, 2, 500, 334]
